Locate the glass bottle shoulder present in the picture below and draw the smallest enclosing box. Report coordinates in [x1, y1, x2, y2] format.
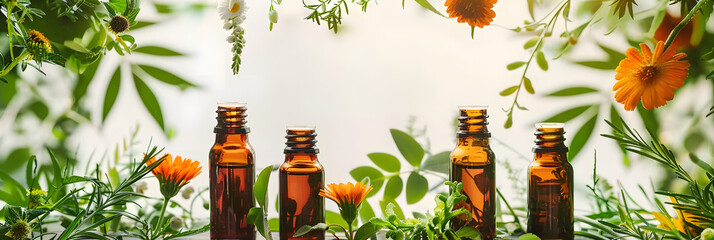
[450, 144, 495, 165]
[280, 154, 323, 174]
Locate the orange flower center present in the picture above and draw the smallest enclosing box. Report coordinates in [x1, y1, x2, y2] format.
[637, 66, 657, 84]
[229, 2, 241, 13]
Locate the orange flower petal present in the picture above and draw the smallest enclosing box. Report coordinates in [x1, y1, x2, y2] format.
[445, 0, 497, 28]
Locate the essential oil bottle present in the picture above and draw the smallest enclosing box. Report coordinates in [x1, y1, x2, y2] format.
[527, 123, 574, 240]
[209, 103, 256, 240]
[279, 126, 325, 240]
[449, 106, 496, 240]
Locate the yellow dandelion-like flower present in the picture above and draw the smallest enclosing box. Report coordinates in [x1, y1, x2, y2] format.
[26, 189, 46, 209]
[5, 220, 30, 240]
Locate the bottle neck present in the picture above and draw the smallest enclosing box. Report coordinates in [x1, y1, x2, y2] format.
[214, 105, 250, 134]
[284, 128, 319, 154]
[284, 152, 319, 164]
[532, 125, 568, 157]
[534, 152, 568, 163]
[457, 107, 491, 138]
[457, 136, 490, 147]
[215, 133, 248, 145]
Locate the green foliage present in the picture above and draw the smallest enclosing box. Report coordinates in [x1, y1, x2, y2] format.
[248, 165, 278, 240]
[369, 182, 481, 240]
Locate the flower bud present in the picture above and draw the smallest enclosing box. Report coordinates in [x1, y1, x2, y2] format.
[6, 220, 30, 240]
[170, 217, 184, 230]
[181, 186, 194, 200]
[269, 10, 279, 23]
[702, 228, 714, 240]
[109, 15, 130, 33]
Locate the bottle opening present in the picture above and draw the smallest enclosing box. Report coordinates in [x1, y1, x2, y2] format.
[458, 105, 488, 111]
[286, 125, 316, 131]
[217, 102, 247, 108]
[535, 122, 565, 129]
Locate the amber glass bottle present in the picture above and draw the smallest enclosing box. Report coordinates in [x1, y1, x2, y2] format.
[527, 123, 574, 240]
[450, 106, 496, 240]
[209, 103, 256, 240]
[279, 126, 325, 240]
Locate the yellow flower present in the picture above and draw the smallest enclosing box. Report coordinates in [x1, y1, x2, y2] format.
[652, 197, 703, 236]
[320, 182, 372, 224]
[146, 154, 202, 199]
[444, 0, 497, 28]
[26, 30, 52, 61]
[26, 189, 46, 209]
[613, 41, 690, 111]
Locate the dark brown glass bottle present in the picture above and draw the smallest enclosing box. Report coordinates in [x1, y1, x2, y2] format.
[527, 123, 574, 240]
[450, 106, 496, 240]
[209, 103, 256, 240]
[280, 126, 325, 240]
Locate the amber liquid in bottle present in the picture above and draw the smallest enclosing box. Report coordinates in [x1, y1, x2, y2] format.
[450, 106, 496, 240]
[209, 103, 256, 240]
[279, 127, 325, 240]
[527, 123, 574, 240]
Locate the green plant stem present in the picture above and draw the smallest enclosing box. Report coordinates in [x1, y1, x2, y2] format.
[347, 223, 354, 240]
[155, 197, 170, 239]
[0, 50, 29, 76]
[5, 2, 16, 60]
[664, 0, 710, 49]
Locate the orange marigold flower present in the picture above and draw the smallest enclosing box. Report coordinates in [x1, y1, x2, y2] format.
[146, 154, 202, 199]
[444, 0, 497, 28]
[320, 182, 372, 207]
[613, 41, 690, 111]
[320, 182, 372, 225]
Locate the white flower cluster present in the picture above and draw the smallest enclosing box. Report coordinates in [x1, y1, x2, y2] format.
[218, 0, 247, 75]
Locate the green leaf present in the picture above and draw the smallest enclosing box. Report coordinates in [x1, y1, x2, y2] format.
[367, 153, 401, 173]
[574, 61, 618, 70]
[354, 222, 382, 240]
[359, 200, 376, 223]
[383, 176, 403, 200]
[0, 147, 31, 174]
[689, 154, 714, 176]
[350, 166, 384, 197]
[523, 77, 535, 94]
[506, 61, 526, 70]
[636, 104, 659, 134]
[545, 86, 598, 97]
[269, 218, 279, 232]
[247, 207, 268, 238]
[523, 38, 538, 49]
[706, 70, 714, 80]
[390, 129, 425, 167]
[411, 0, 446, 17]
[405, 172, 428, 204]
[568, 112, 598, 161]
[134, 46, 184, 56]
[102, 65, 122, 122]
[137, 65, 196, 90]
[164, 224, 210, 239]
[421, 151, 450, 174]
[518, 233, 541, 240]
[294, 223, 329, 237]
[542, 105, 593, 123]
[133, 73, 165, 130]
[504, 115, 513, 129]
[455, 226, 482, 240]
[325, 210, 349, 226]
[0, 171, 26, 206]
[535, 51, 548, 71]
[499, 86, 519, 96]
[379, 199, 405, 220]
[254, 165, 273, 207]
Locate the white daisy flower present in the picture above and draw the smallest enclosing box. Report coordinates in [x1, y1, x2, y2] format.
[218, 0, 247, 22]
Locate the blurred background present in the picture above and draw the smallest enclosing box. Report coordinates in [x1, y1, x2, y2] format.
[1, 0, 712, 222]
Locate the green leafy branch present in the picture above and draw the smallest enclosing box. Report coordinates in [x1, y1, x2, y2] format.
[502, 0, 571, 128]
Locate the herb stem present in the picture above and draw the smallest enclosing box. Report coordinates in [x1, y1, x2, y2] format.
[155, 197, 170, 239]
[0, 50, 29, 77]
[664, 0, 709, 49]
